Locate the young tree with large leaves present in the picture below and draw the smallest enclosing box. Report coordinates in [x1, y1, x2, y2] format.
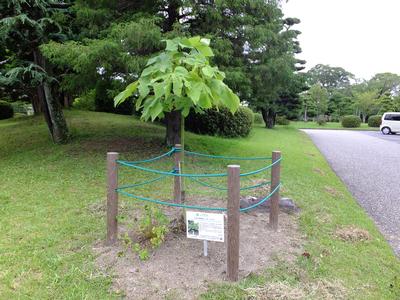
[114, 36, 240, 146]
[0, 0, 70, 143]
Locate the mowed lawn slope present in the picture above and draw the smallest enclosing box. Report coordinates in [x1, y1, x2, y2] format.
[0, 110, 398, 299]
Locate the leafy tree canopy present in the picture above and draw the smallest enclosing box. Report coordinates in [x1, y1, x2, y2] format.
[307, 64, 354, 91]
[368, 72, 400, 97]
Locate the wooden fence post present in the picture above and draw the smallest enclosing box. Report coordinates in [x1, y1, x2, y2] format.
[227, 165, 240, 281]
[107, 152, 119, 245]
[174, 144, 182, 203]
[269, 151, 281, 231]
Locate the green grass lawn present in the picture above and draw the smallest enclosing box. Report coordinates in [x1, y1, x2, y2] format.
[1, 111, 398, 299]
[289, 121, 378, 130]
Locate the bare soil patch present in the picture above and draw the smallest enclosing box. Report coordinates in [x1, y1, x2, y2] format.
[93, 198, 304, 300]
[312, 168, 325, 176]
[324, 186, 342, 198]
[335, 225, 371, 242]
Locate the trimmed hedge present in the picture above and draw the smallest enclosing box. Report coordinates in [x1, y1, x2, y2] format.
[341, 115, 361, 128]
[368, 115, 382, 127]
[0, 101, 14, 120]
[276, 115, 290, 125]
[185, 106, 254, 137]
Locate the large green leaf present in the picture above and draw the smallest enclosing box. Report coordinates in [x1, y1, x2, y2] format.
[138, 80, 150, 99]
[200, 38, 210, 46]
[141, 65, 158, 77]
[149, 101, 163, 121]
[187, 82, 202, 104]
[153, 82, 165, 100]
[196, 44, 214, 57]
[172, 75, 183, 96]
[174, 66, 189, 75]
[114, 81, 138, 106]
[198, 91, 212, 108]
[187, 36, 202, 47]
[201, 66, 215, 78]
[165, 39, 179, 51]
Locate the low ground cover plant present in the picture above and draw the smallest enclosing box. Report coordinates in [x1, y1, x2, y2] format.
[120, 204, 169, 261]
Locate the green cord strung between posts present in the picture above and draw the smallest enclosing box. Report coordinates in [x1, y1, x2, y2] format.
[117, 148, 175, 164]
[187, 176, 271, 191]
[183, 149, 272, 161]
[117, 174, 170, 190]
[115, 148, 282, 212]
[116, 183, 281, 212]
[239, 184, 280, 212]
[116, 156, 282, 178]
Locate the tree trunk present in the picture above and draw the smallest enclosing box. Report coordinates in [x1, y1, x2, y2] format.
[304, 106, 308, 122]
[43, 83, 69, 143]
[63, 94, 69, 108]
[165, 111, 182, 147]
[37, 83, 53, 132]
[261, 108, 276, 129]
[162, 1, 184, 146]
[164, 0, 180, 31]
[33, 49, 69, 144]
[32, 92, 43, 114]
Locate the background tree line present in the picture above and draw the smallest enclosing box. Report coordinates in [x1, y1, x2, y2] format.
[0, 0, 305, 144]
[300, 64, 400, 123]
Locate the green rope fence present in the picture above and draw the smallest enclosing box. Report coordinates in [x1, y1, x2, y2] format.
[115, 147, 281, 213]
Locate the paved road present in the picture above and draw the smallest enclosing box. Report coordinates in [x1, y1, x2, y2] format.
[303, 130, 400, 256]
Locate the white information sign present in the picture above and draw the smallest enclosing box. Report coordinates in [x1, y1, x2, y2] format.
[186, 211, 224, 242]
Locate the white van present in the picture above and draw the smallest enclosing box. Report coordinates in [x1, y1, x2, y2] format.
[380, 112, 400, 134]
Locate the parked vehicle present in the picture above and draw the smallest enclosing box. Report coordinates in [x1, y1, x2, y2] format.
[380, 112, 400, 134]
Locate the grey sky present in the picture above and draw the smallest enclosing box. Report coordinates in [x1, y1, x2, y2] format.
[282, 0, 400, 80]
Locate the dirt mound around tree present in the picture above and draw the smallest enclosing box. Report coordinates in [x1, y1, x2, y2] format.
[94, 204, 304, 300]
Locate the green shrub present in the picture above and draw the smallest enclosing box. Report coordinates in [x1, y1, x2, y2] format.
[329, 114, 340, 122]
[315, 115, 327, 126]
[254, 113, 264, 125]
[0, 100, 14, 120]
[276, 115, 290, 125]
[185, 106, 254, 137]
[73, 89, 96, 111]
[341, 115, 361, 128]
[368, 115, 382, 127]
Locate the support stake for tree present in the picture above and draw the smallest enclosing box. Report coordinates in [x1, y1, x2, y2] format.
[269, 151, 281, 231]
[174, 144, 182, 203]
[227, 165, 240, 281]
[107, 152, 119, 245]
